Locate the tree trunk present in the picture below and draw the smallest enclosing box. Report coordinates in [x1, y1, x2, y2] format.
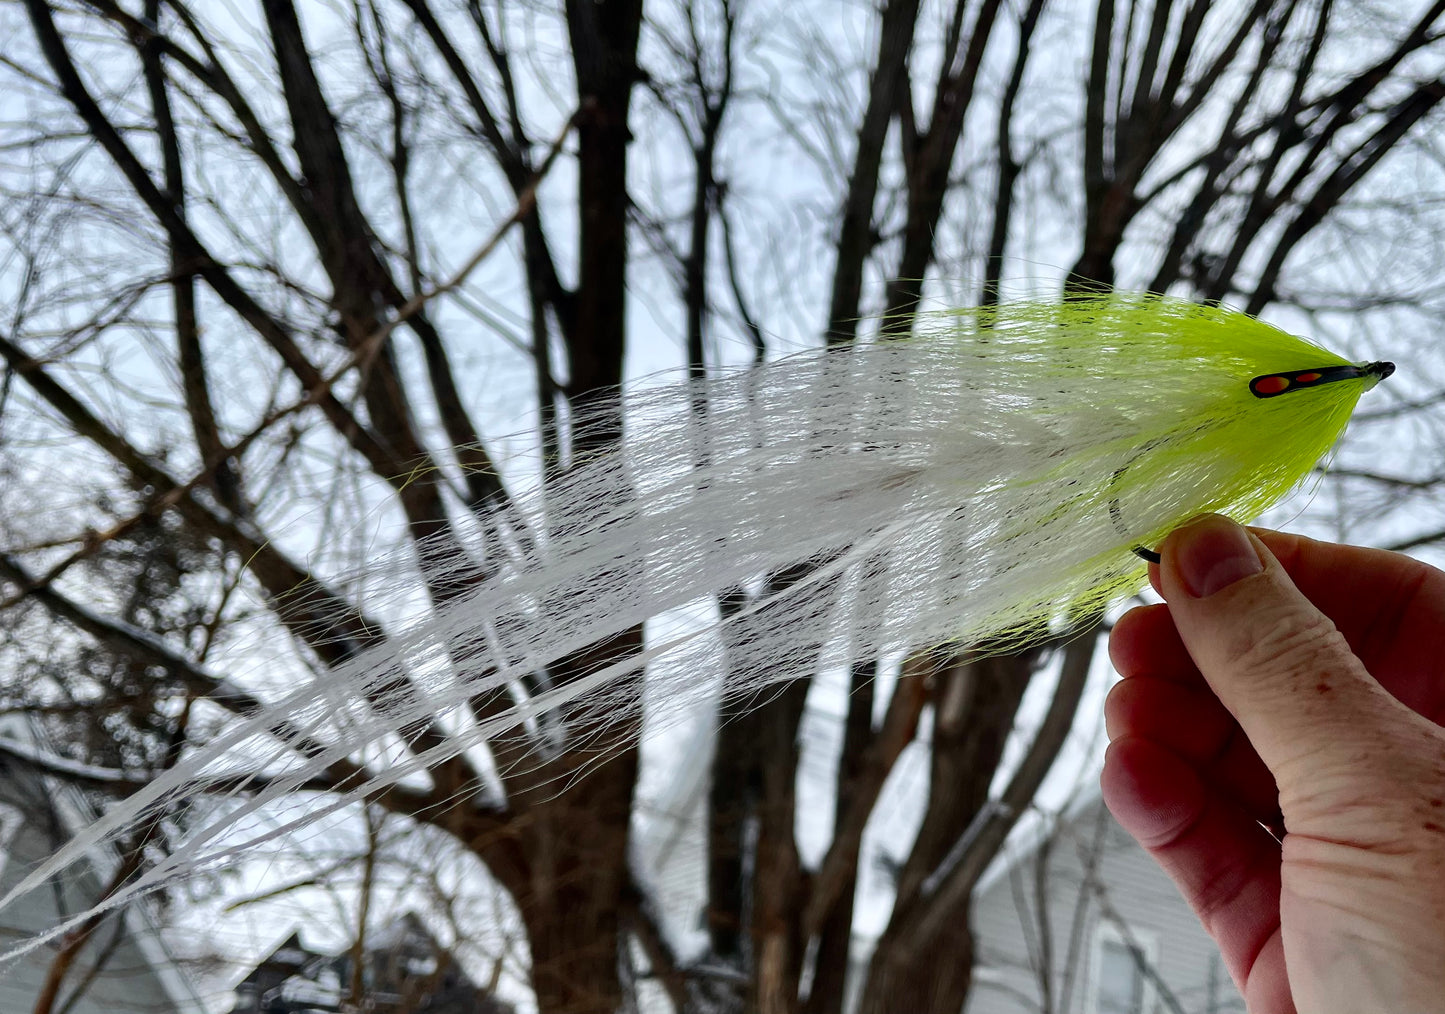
[511, 748, 640, 1014]
[855, 652, 1034, 1014]
[860, 918, 975, 1014]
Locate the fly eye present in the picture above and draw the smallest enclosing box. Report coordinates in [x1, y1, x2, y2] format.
[1252, 375, 1291, 396]
[1249, 362, 1394, 399]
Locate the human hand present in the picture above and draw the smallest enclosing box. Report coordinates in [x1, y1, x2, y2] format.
[1102, 514, 1445, 1014]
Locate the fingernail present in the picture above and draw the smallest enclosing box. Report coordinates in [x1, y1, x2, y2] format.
[1173, 515, 1263, 598]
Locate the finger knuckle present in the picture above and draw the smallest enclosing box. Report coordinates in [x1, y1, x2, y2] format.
[1226, 606, 1348, 685]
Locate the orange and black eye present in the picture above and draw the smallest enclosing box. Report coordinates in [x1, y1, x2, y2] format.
[1249, 361, 1395, 399]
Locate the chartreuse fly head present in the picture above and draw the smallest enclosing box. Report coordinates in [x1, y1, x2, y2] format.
[950, 295, 1394, 582]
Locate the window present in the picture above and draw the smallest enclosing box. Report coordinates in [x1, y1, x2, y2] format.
[1089, 921, 1158, 1014]
[1097, 934, 1144, 1013]
[0, 802, 23, 880]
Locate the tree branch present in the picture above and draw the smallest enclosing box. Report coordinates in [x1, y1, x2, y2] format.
[825, 0, 921, 343]
[899, 632, 1096, 953]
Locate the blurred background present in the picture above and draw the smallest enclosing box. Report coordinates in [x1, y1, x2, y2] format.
[2, 0, 1445, 1011]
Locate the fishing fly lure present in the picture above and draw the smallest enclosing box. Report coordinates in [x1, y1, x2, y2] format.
[1, 293, 1393, 950]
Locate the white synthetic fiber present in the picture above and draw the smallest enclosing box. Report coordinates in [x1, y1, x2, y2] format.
[3, 296, 1373, 951]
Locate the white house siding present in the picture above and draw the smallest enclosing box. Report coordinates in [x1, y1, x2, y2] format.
[0, 757, 200, 1014]
[966, 797, 1246, 1014]
[634, 709, 1249, 1014]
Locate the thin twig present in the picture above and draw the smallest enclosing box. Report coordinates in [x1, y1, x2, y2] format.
[0, 114, 575, 609]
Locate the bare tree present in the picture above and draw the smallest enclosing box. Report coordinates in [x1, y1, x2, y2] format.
[2, 1, 1444, 1012]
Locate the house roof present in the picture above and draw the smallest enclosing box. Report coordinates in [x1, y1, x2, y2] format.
[0, 714, 211, 1012]
[971, 777, 1108, 899]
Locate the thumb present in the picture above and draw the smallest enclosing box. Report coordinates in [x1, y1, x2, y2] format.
[1156, 514, 1396, 780]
